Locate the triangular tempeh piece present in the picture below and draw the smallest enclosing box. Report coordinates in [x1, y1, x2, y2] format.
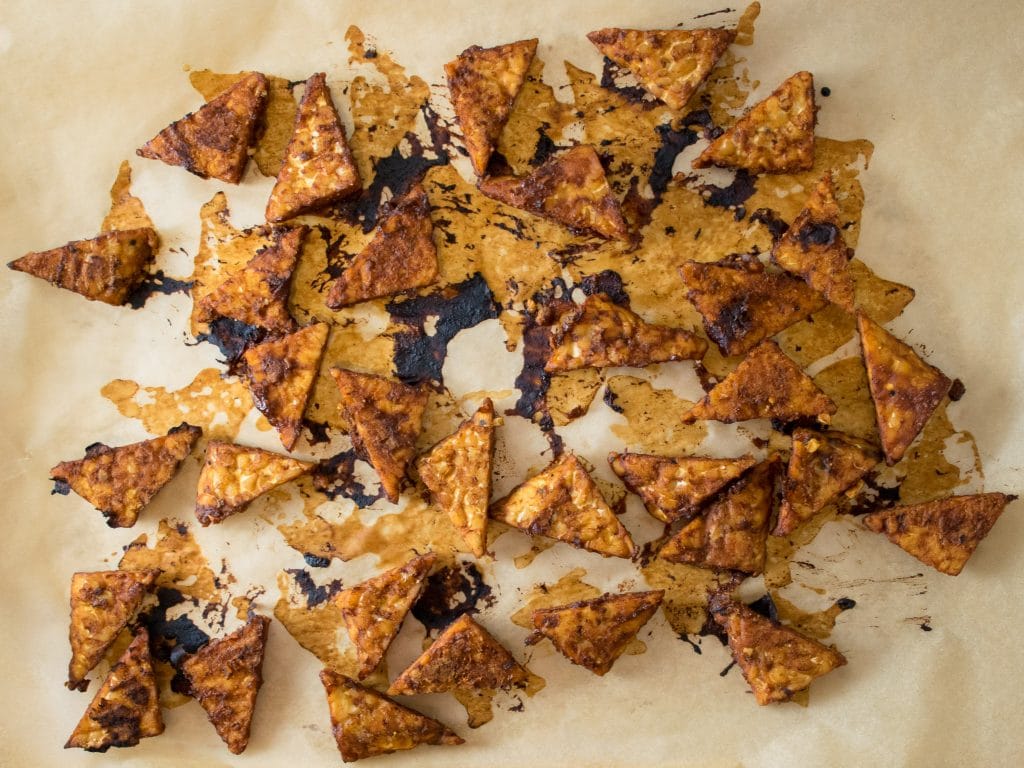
[490, 452, 635, 558]
[388, 614, 529, 695]
[586, 27, 735, 110]
[266, 72, 361, 222]
[417, 400, 495, 557]
[527, 590, 664, 675]
[241, 323, 329, 451]
[194, 441, 314, 525]
[325, 183, 438, 308]
[335, 553, 437, 679]
[857, 312, 952, 465]
[681, 340, 836, 424]
[137, 71, 268, 183]
[545, 293, 707, 372]
[67, 569, 160, 691]
[321, 669, 463, 762]
[330, 368, 429, 503]
[65, 629, 164, 751]
[863, 493, 1012, 576]
[774, 428, 879, 536]
[609, 452, 756, 523]
[180, 615, 271, 754]
[772, 171, 856, 312]
[445, 38, 538, 177]
[693, 71, 817, 173]
[679, 257, 827, 356]
[478, 145, 630, 240]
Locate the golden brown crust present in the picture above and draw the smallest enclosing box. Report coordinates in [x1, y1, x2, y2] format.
[65, 629, 164, 751]
[241, 323, 329, 451]
[330, 368, 429, 503]
[527, 590, 664, 675]
[321, 669, 463, 762]
[679, 257, 828, 356]
[445, 38, 538, 176]
[772, 171, 856, 311]
[417, 400, 495, 557]
[194, 441, 314, 525]
[710, 597, 846, 705]
[478, 145, 630, 240]
[609, 452, 756, 523]
[8, 228, 156, 305]
[194, 225, 303, 334]
[545, 293, 707, 372]
[51, 424, 201, 528]
[693, 71, 816, 173]
[863, 493, 1012, 575]
[137, 71, 268, 183]
[857, 312, 952, 465]
[682, 340, 836, 424]
[67, 569, 160, 691]
[387, 614, 529, 695]
[335, 553, 437, 679]
[659, 459, 776, 574]
[774, 429, 879, 536]
[586, 27, 735, 110]
[180, 615, 271, 754]
[266, 72, 361, 222]
[490, 452, 636, 559]
[325, 183, 438, 308]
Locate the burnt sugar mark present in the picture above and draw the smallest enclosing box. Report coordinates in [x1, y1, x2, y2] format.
[750, 208, 789, 241]
[797, 221, 840, 249]
[845, 472, 902, 516]
[411, 561, 495, 634]
[388, 273, 499, 386]
[531, 124, 561, 166]
[650, 122, 700, 200]
[303, 419, 333, 446]
[138, 587, 212, 682]
[126, 271, 194, 310]
[579, 269, 629, 306]
[284, 568, 344, 607]
[747, 593, 780, 622]
[948, 378, 966, 401]
[697, 169, 757, 220]
[304, 553, 331, 568]
[312, 449, 383, 508]
[197, 317, 266, 373]
[600, 57, 657, 108]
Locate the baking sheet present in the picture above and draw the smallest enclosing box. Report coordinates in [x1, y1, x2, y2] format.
[1, 1, 1023, 766]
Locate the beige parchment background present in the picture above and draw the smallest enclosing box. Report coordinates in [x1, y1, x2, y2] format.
[1, 1, 1022, 766]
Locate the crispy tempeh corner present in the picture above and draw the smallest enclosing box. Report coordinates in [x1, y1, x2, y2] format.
[388, 614, 529, 695]
[679, 257, 827, 357]
[490, 452, 636, 558]
[527, 590, 664, 676]
[266, 72, 361, 222]
[241, 323, 329, 451]
[857, 312, 952, 465]
[335, 553, 437, 679]
[321, 669, 463, 763]
[180, 615, 271, 754]
[65, 629, 164, 751]
[137, 71, 268, 183]
[772, 171, 856, 312]
[659, 459, 776, 574]
[682, 340, 836, 424]
[609, 452, 756, 524]
[863, 493, 1013, 576]
[445, 38, 538, 177]
[545, 293, 707, 372]
[330, 368, 429, 503]
[693, 71, 816, 173]
[51, 423, 201, 528]
[479, 145, 630, 240]
[586, 26, 734, 110]
[710, 595, 846, 705]
[417, 400, 495, 557]
[8, 228, 156, 306]
[194, 441, 314, 526]
[67, 569, 160, 691]
[325, 183, 438, 308]
[775, 428, 879, 536]
[194, 225, 304, 334]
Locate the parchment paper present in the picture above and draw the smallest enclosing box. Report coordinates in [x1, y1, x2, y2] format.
[1, 2, 1023, 766]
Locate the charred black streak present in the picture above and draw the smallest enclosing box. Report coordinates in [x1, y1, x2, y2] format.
[127, 271, 193, 310]
[138, 588, 211, 680]
[303, 419, 333, 446]
[650, 123, 699, 200]
[531, 124, 560, 166]
[411, 561, 495, 634]
[312, 449, 383, 508]
[580, 270, 629, 305]
[197, 317, 266, 373]
[284, 568, 344, 608]
[679, 634, 703, 655]
[693, 7, 735, 20]
[750, 208, 789, 242]
[719, 659, 737, 676]
[747, 593, 779, 622]
[600, 58, 657, 107]
[51, 479, 71, 496]
[698, 169, 757, 218]
[603, 386, 625, 414]
[844, 473, 902, 516]
[303, 553, 331, 568]
[388, 273, 499, 386]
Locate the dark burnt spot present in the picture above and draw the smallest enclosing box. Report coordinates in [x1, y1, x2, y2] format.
[138, 588, 210, 688]
[693, 7, 735, 20]
[388, 273, 499, 386]
[531, 124, 560, 166]
[820, 86, 831, 97]
[747, 593, 779, 622]
[198, 317, 266, 373]
[126, 271, 193, 310]
[797, 221, 839, 248]
[411, 561, 495, 633]
[51, 479, 71, 496]
[844, 473, 901, 516]
[312, 449, 383, 508]
[698, 169, 756, 213]
[175, 521, 189, 536]
[285, 568, 344, 607]
[693, 362, 719, 393]
[750, 207, 790, 241]
[678, 633, 703, 654]
[836, 597, 857, 611]
[719, 659, 737, 676]
[707, 298, 753, 351]
[363, 48, 378, 59]
[650, 123, 699, 199]
[580, 270, 629, 306]
[600, 57, 657, 107]
[84, 441, 109, 457]
[948, 378, 966, 401]
[303, 419, 333, 446]
[304, 553, 331, 568]
[920, 621, 933, 631]
[603, 386, 625, 414]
